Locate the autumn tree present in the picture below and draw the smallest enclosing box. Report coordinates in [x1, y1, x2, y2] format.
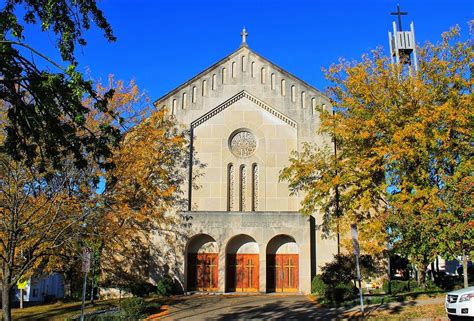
[281, 23, 473, 287]
[0, 103, 101, 321]
[0, 0, 120, 172]
[69, 76, 193, 294]
[98, 107, 191, 294]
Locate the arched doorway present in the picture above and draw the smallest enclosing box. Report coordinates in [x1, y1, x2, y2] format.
[226, 234, 259, 292]
[187, 234, 218, 291]
[266, 235, 299, 293]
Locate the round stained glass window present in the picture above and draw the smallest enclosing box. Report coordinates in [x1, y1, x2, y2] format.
[229, 130, 257, 158]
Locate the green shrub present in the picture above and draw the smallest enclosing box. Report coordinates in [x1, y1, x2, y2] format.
[128, 282, 156, 297]
[383, 280, 412, 294]
[121, 297, 146, 319]
[311, 275, 326, 296]
[156, 276, 174, 296]
[326, 282, 355, 303]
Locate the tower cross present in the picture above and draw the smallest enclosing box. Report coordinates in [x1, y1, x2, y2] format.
[241, 27, 248, 44]
[390, 4, 408, 31]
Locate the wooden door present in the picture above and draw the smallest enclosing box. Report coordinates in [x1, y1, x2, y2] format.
[271, 254, 298, 292]
[188, 253, 218, 291]
[226, 254, 259, 292]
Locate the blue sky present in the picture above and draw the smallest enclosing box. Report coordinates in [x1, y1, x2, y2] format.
[23, 0, 472, 99]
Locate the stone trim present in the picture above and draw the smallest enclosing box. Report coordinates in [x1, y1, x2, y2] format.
[191, 90, 298, 129]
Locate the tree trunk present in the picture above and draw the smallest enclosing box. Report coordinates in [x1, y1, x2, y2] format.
[462, 250, 468, 288]
[418, 265, 426, 288]
[2, 280, 12, 321]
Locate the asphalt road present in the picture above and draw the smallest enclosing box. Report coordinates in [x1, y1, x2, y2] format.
[160, 294, 349, 320]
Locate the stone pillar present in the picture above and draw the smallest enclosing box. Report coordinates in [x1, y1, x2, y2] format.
[259, 242, 266, 293]
[218, 240, 226, 292]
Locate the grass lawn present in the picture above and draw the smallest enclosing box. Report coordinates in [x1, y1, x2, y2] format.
[5, 299, 118, 321]
[3, 296, 168, 321]
[345, 302, 446, 319]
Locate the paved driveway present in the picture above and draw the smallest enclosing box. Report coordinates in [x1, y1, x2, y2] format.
[160, 294, 345, 320]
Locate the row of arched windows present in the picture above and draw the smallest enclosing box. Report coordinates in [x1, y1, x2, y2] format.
[227, 163, 258, 212]
[168, 55, 326, 116]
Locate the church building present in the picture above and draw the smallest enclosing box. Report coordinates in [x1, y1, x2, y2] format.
[152, 29, 338, 294]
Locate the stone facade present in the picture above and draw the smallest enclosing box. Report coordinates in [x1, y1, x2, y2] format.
[152, 37, 338, 294]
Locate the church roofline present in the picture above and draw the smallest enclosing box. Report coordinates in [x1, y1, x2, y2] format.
[153, 45, 327, 107]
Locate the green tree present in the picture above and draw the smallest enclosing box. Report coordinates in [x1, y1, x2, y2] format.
[281, 23, 473, 287]
[0, 0, 120, 172]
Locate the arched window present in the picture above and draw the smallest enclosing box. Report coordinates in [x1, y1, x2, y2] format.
[301, 91, 306, 108]
[281, 79, 286, 96]
[241, 55, 246, 72]
[291, 85, 296, 102]
[260, 67, 266, 84]
[227, 163, 234, 211]
[251, 62, 256, 77]
[202, 80, 207, 96]
[251, 163, 258, 211]
[182, 92, 187, 109]
[239, 165, 246, 211]
[311, 97, 316, 115]
[271, 73, 276, 90]
[222, 68, 227, 84]
[192, 86, 197, 103]
[212, 74, 217, 90]
[172, 99, 177, 116]
[232, 61, 236, 78]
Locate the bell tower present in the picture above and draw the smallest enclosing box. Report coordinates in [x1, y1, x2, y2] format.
[388, 4, 418, 71]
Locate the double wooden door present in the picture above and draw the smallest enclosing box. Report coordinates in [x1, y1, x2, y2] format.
[188, 253, 218, 291]
[226, 254, 259, 292]
[267, 254, 298, 292]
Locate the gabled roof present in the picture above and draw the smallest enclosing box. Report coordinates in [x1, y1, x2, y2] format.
[153, 44, 326, 106]
[191, 90, 297, 129]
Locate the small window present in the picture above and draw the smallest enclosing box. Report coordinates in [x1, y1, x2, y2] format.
[232, 61, 236, 78]
[227, 163, 234, 211]
[202, 80, 207, 96]
[192, 86, 197, 103]
[182, 92, 187, 109]
[251, 163, 258, 211]
[260, 67, 266, 84]
[291, 85, 296, 102]
[281, 79, 286, 96]
[301, 91, 306, 108]
[251, 62, 256, 78]
[222, 68, 227, 84]
[271, 73, 276, 90]
[239, 165, 246, 211]
[212, 74, 217, 90]
[241, 55, 246, 72]
[311, 97, 316, 115]
[172, 99, 177, 115]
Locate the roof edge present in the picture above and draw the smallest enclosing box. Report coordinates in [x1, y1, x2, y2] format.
[153, 45, 328, 107]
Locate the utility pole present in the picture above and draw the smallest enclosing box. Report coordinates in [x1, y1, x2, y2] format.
[80, 247, 91, 321]
[333, 107, 341, 255]
[351, 224, 364, 318]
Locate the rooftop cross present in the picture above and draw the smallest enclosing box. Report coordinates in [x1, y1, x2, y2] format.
[390, 4, 408, 31]
[240, 27, 248, 44]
